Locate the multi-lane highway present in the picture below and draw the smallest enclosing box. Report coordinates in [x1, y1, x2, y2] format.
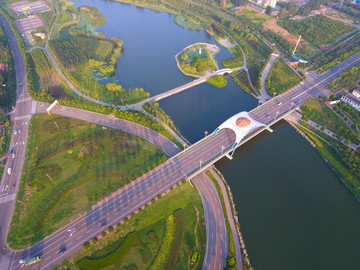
[2, 48, 359, 270]
[0, 13, 37, 270]
[1, 6, 360, 270]
[0, 12, 233, 270]
[250, 51, 360, 125]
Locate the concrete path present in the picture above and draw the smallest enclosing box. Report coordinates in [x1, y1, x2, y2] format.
[259, 53, 278, 102]
[286, 111, 358, 150]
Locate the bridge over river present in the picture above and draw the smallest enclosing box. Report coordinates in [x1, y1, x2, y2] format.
[2, 36, 359, 269]
[129, 67, 244, 109]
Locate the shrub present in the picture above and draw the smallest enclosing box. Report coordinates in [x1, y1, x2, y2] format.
[76, 232, 137, 270]
[91, 237, 98, 244]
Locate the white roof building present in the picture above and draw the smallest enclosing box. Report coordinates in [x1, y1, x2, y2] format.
[341, 93, 360, 112]
[352, 88, 360, 99]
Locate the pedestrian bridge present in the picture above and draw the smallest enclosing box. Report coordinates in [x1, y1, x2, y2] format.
[132, 67, 244, 108]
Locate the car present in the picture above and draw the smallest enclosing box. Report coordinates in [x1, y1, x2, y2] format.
[266, 115, 271, 119]
[276, 101, 282, 105]
[301, 82, 304, 85]
[58, 248, 66, 255]
[12, 182, 16, 188]
[7, 168, 12, 175]
[12, 153, 15, 159]
[14, 130, 17, 135]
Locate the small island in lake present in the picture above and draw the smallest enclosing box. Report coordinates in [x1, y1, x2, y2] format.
[176, 43, 227, 87]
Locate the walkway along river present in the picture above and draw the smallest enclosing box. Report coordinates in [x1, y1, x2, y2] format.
[72, 1, 360, 269]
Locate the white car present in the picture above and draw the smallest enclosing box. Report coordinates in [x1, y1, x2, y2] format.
[7, 168, 12, 175]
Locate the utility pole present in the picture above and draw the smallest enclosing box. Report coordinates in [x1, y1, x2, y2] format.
[288, 102, 294, 112]
[292, 35, 302, 55]
[340, 0, 345, 8]
[274, 111, 280, 121]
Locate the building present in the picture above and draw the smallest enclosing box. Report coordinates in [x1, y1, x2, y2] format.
[341, 93, 360, 111]
[252, 0, 277, 8]
[34, 32, 46, 39]
[352, 88, 360, 99]
[0, 64, 8, 71]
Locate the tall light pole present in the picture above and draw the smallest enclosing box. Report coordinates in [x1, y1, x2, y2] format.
[257, 100, 262, 108]
[221, 145, 225, 155]
[199, 159, 203, 169]
[204, 130, 208, 138]
[288, 102, 294, 113]
[183, 143, 186, 150]
[272, 91, 277, 98]
[340, 0, 345, 8]
[274, 111, 279, 121]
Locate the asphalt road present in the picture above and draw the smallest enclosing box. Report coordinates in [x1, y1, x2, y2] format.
[35, 103, 181, 157]
[0, 13, 36, 270]
[2, 50, 359, 270]
[0, 14, 233, 270]
[1, 8, 359, 270]
[250, 51, 360, 125]
[192, 173, 228, 270]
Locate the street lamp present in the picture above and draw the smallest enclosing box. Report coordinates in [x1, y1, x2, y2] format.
[257, 100, 262, 108]
[272, 91, 277, 98]
[221, 145, 225, 155]
[274, 111, 280, 121]
[204, 130, 208, 138]
[199, 159, 203, 169]
[183, 144, 186, 150]
[288, 102, 294, 112]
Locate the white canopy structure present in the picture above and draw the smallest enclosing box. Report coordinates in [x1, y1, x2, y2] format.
[214, 111, 272, 155]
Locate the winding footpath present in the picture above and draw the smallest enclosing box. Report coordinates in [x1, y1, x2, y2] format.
[0, 8, 238, 270]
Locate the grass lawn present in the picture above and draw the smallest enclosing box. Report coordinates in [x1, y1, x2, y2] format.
[53, 182, 206, 270]
[266, 58, 301, 95]
[297, 125, 360, 200]
[301, 100, 349, 132]
[8, 114, 167, 249]
[279, 15, 354, 47]
[95, 40, 114, 60]
[207, 75, 227, 88]
[174, 15, 203, 31]
[237, 8, 272, 28]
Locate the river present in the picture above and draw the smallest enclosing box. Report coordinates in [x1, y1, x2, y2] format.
[73, 1, 360, 269]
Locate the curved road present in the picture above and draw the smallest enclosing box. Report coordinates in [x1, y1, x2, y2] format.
[0, 12, 233, 270]
[1, 5, 359, 270]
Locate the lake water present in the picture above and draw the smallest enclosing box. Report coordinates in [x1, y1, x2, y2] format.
[73, 1, 360, 269]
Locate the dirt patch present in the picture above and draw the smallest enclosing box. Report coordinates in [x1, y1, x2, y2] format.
[218, 38, 235, 48]
[321, 7, 355, 26]
[264, 19, 298, 44]
[124, 140, 137, 147]
[39, 72, 61, 91]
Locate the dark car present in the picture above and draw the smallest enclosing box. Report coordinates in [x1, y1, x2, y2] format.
[58, 248, 66, 255]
